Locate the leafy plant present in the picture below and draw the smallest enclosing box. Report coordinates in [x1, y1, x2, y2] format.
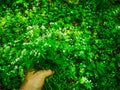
[0, 0, 120, 90]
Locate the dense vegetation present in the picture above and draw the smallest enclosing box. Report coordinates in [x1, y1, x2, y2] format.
[0, 0, 120, 90]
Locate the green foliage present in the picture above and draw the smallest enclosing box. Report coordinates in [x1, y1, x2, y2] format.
[0, 0, 120, 90]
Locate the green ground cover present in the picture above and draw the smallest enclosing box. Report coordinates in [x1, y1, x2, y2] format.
[0, 0, 120, 90]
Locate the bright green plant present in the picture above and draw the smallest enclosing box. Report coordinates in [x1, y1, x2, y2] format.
[0, 0, 120, 90]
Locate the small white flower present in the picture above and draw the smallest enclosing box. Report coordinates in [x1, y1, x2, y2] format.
[41, 25, 46, 30]
[33, 6, 36, 12]
[15, 58, 20, 62]
[11, 61, 15, 65]
[44, 43, 48, 46]
[50, 22, 54, 25]
[80, 77, 88, 84]
[34, 50, 38, 56]
[14, 66, 18, 69]
[27, 26, 33, 29]
[8, 65, 10, 67]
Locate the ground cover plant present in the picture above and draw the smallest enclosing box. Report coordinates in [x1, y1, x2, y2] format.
[0, 0, 120, 90]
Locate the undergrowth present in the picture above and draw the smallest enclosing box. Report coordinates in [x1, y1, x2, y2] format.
[0, 0, 120, 90]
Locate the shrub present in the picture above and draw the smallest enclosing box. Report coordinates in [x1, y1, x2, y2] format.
[0, 0, 120, 90]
